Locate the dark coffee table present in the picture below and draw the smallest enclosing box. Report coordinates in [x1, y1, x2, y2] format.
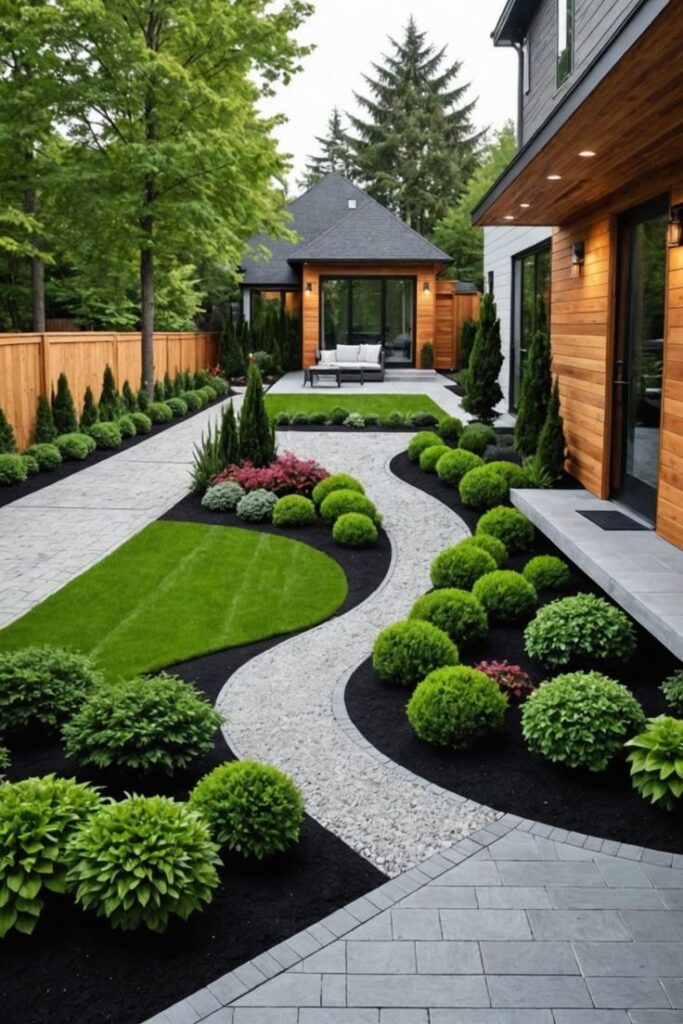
[304, 366, 342, 388]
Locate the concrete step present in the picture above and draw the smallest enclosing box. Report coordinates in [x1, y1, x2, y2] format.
[385, 369, 438, 381]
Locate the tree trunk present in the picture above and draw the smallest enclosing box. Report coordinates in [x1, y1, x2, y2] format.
[140, 213, 155, 396]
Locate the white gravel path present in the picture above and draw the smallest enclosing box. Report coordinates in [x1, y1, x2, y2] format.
[217, 431, 500, 876]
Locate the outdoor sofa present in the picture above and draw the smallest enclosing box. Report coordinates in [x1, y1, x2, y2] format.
[315, 344, 385, 382]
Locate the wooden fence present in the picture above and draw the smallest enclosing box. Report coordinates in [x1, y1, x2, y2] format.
[435, 283, 480, 370]
[0, 330, 220, 451]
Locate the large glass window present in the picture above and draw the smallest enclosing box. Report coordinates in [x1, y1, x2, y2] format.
[321, 277, 414, 363]
[557, 0, 574, 86]
[511, 245, 551, 409]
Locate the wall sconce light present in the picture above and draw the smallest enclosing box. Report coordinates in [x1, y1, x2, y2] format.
[305, 282, 313, 293]
[668, 204, 683, 248]
[571, 241, 585, 277]
[423, 281, 431, 294]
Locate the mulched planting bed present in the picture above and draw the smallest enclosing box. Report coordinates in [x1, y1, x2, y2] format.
[346, 450, 683, 855]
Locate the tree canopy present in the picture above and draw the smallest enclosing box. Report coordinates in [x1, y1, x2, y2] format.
[299, 107, 356, 191]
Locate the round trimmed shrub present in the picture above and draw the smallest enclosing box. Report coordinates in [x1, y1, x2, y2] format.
[407, 666, 508, 748]
[189, 760, 305, 858]
[182, 390, 203, 412]
[408, 411, 439, 428]
[485, 460, 529, 488]
[344, 412, 365, 429]
[459, 423, 497, 455]
[166, 397, 188, 418]
[130, 411, 152, 434]
[430, 543, 496, 590]
[146, 401, 173, 424]
[309, 411, 328, 425]
[88, 421, 122, 449]
[381, 411, 406, 428]
[117, 414, 137, 437]
[291, 411, 310, 425]
[0, 646, 103, 734]
[472, 570, 537, 622]
[0, 775, 103, 937]
[372, 620, 458, 687]
[409, 588, 487, 647]
[457, 533, 507, 568]
[20, 453, 39, 476]
[62, 673, 224, 774]
[320, 489, 382, 525]
[524, 593, 637, 667]
[458, 466, 509, 509]
[476, 506, 535, 553]
[627, 716, 683, 811]
[56, 432, 97, 460]
[274, 411, 291, 426]
[25, 442, 62, 470]
[236, 488, 278, 522]
[332, 512, 378, 547]
[199, 385, 216, 403]
[272, 494, 316, 527]
[419, 444, 450, 472]
[522, 671, 645, 772]
[523, 555, 570, 591]
[408, 431, 442, 463]
[436, 448, 483, 487]
[312, 473, 364, 507]
[207, 376, 229, 398]
[201, 481, 245, 512]
[0, 453, 28, 485]
[437, 416, 463, 442]
[328, 406, 350, 425]
[66, 795, 221, 932]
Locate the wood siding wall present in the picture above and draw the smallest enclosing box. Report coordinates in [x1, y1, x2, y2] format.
[0, 331, 219, 451]
[435, 283, 480, 370]
[658, 179, 683, 546]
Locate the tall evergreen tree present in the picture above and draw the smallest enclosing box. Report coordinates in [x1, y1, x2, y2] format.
[121, 380, 138, 412]
[34, 394, 56, 443]
[52, 372, 78, 434]
[80, 386, 98, 428]
[299, 108, 356, 190]
[219, 400, 240, 467]
[98, 365, 119, 421]
[347, 17, 482, 236]
[536, 377, 566, 480]
[0, 406, 16, 453]
[514, 298, 551, 456]
[238, 366, 275, 467]
[462, 292, 503, 425]
[220, 319, 247, 379]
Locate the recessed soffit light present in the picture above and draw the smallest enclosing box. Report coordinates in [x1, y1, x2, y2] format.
[547, 174, 562, 180]
[579, 150, 596, 157]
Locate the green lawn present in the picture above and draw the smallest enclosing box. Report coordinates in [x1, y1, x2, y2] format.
[264, 392, 447, 420]
[0, 522, 347, 680]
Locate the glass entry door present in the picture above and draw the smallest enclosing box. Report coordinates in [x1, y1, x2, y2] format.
[612, 196, 668, 522]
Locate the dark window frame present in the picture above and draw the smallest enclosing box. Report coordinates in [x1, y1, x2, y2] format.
[509, 240, 551, 412]
[319, 274, 417, 366]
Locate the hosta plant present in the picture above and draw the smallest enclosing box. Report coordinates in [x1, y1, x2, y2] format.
[474, 660, 536, 702]
[0, 646, 103, 734]
[66, 795, 221, 932]
[372, 620, 458, 687]
[626, 716, 683, 811]
[660, 670, 683, 714]
[524, 593, 636, 667]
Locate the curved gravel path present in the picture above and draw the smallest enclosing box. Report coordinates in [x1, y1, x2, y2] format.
[217, 431, 499, 876]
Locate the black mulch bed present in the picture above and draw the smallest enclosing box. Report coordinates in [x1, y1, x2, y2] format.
[346, 451, 683, 855]
[0, 393, 231, 511]
[3, 496, 389, 1024]
[276, 423, 430, 433]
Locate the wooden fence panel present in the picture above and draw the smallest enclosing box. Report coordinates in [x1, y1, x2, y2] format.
[434, 284, 481, 370]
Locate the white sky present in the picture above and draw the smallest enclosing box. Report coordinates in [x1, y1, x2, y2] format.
[261, 0, 518, 194]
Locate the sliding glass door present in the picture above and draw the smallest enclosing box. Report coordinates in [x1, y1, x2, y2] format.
[320, 276, 415, 364]
[511, 244, 551, 409]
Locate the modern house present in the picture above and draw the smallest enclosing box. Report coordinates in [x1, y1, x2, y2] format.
[240, 173, 478, 372]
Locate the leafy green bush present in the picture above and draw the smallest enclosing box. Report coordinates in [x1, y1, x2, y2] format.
[198, 386, 216, 404]
[459, 423, 497, 455]
[25, 442, 62, 470]
[0, 646, 102, 733]
[88, 421, 122, 449]
[182, 390, 204, 412]
[201, 481, 245, 512]
[0, 775, 102, 937]
[344, 412, 365, 429]
[117, 414, 137, 438]
[272, 494, 316, 527]
[419, 444, 450, 472]
[20, 454, 39, 476]
[437, 416, 463, 442]
[522, 454, 554, 488]
[62, 674, 224, 774]
[66, 795, 221, 932]
[0, 745, 9, 777]
[328, 406, 350, 425]
[408, 431, 442, 463]
[472, 570, 537, 622]
[236, 488, 278, 522]
[207, 375, 229, 398]
[274, 411, 291, 426]
[289, 412, 308, 425]
[166, 397, 188, 418]
[147, 401, 174, 424]
[408, 410, 439, 427]
[485, 460, 529, 488]
[524, 593, 636, 667]
[320, 489, 382, 525]
[476, 506, 535, 553]
[436, 448, 483, 486]
[332, 512, 378, 547]
[661, 671, 683, 714]
[312, 473, 364, 507]
[0, 453, 27, 485]
[407, 666, 508, 748]
[372, 620, 458, 686]
[522, 671, 645, 771]
[380, 410, 406, 428]
[56, 432, 97, 460]
[457, 533, 507, 567]
[309, 411, 328, 425]
[523, 555, 570, 591]
[459, 466, 509, 509]
[130, 411, 152, 434]
[409, 588, 487, 647]
[189, 760, 305, 857]
[626, 716, 683, 811]
[430, 543, 497, 590]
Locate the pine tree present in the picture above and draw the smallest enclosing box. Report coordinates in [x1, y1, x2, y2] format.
[459, 318, 478, 370]
[0, 406, 17, 453]
[238, 365, 275, 467]
[98, 365, 119, 421]
[34, 394, 57, 442]
[163, 372, 174, 399]
[299, 108, 356, 190]
[514, 299, 551, 456]
[536, 377, 566, 480]
[121, 380, 138, 412]
[219, 400, 240, 467]
[52, 373, 78, 435]
[80, 387, 99, 428]
[220, 319, 247, 379]
[462, 292, 503, 425]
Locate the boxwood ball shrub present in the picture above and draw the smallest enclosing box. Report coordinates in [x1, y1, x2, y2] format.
[408, 411, 439, 428]
[117, 414, 137, 438]
[430, 543, 497, 590]
[524, 593, 637, 667]
[456, 533, 507, 568]
[459, 423, 497, 455]
[436, 448, 483, 487]
[182, 390, 203, 412]
[207, 376, 229, 398]
[661, 670, 683, 714]
[312, 473, 364, 507]
[291, 412, 310, 425]
[56, 432, 97, 460]
[66, 795, 221, 932]
[130, 411, 152, 434]
[438, 415, 463, 442]
[332, 511, 378, 548]
[626, 716, 683, 811]
[472, 570, 537, 622]
[372, 619, 458, 687]
[0, 646, 103, 734]
[0, 453, 27, 485]
[309, 411, 328, 425]
[236, 488, 278, 522]
[0, 775, 103, 937]
[88, 421, 122, 449]
[189, 761, 305, 858]
[274, 411, 290, 426]
[62, 674, 224, 774]
[328, 406, 350, 425]
[485, 460, 529, 488]
[166, 397, 188, 418]
[419, 444, 450, 472]
[406, 666, 508, 749]
[409, 588, 488, 647]
[381, 410, 406, 428]
[147, 401, 174, 424]
[408, 430, 442, 462]
[476, 506, 535, 553]
[320, 489, 382, 525]
[272, 494, 316, 527]
[199, 386, 216, 403]
[25, 442, 62, 470]
[521, 671, 645, 772]
[458, 465, 509, 509]
[201, 481, 244, 512]
[21, 453, 39, 476]
[523, 555, 571, 591]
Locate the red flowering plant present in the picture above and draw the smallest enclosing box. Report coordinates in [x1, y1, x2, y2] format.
[211, 452, 329, 497]
[474, 660, 536, 703]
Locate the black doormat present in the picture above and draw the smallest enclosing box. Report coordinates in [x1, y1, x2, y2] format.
[578, 510, 650, 531]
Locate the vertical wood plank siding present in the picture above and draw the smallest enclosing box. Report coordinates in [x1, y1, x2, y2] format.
[657, 178, 683, 546]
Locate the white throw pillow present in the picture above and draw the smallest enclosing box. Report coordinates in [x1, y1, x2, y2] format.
[336, 344, 361, 363]
[319, 349, 337, 364]
[359, 344, 382, 363]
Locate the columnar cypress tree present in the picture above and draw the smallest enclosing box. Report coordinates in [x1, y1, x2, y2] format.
[137, 387, 150, 412]
[80, 387, 98, 428]
[121, 380, 138, 412]
[34, 394, 57, 442]
[163, 372, 174, 399]
[514, 299, 551, 456]
[98, 365, 119, 421]
[536, 377, 566, 480]
[52, 373, 78, 434]
[0, 406, 17, 453]
[238, 366, 275, 467]
[174, 372, 184, 396]
[462, 292, 503, 425]
[219, 400, 240, 467]
[220, 319, 247, 379]
[459, 318, 477, 370]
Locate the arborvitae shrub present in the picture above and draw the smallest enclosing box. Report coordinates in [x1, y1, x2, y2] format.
[98, 365, 119, 421]
[238, 366, 275, 467]
[458, 317, 477, 369]
[34, 394, 57, 443]
[536, 377, 566, 479]
[462, 292, 503, 424]
[121, 380, 138, 412]
[219, 400, 240, 467]
[163, 372, 174, 399]
[51, 373, 78, 435]
[80, 387, 98, 428]
[514, 302, 551, 456]
[0, 406, 17, 453]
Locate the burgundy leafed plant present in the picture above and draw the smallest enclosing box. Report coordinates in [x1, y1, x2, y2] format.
[474, 660, 536, 703]
[211, 452, 329, 497]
